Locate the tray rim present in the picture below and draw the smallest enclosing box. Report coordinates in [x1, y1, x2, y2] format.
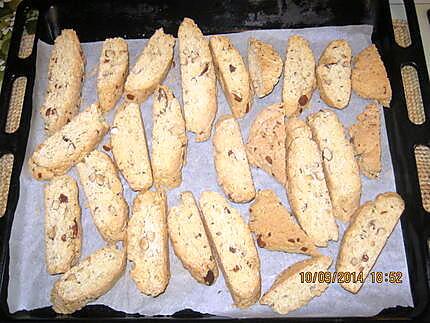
[0, 0, 429, 321]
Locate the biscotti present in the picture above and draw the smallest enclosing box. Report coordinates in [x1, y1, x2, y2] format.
[76, 150, 128, 242]
[209, 35, 252, 118]
[260, 256, 332, 314]
[337, 192, 404, 293]
[44, 175, 81, 275]
[152, 85, 187, 189]
[307, 110, 361, 222]
[351, 44, 392, 106]
[127, 190, 169, 296]
[41, 29, 85, 135]
[349, 104, 381, 178]
[199, 191, 261, 308]
[167, 191, 218, 285]
[29, 103, 109, 181]
[248, 38, 283, 98]
[51, 245, 126, 314]
[282, 35, 316, 117]
[178, 18, 217, 142]
[316, 40, 352, 109]
[246, 103, 286, 185]
[285, 118, 338, 247]
[97, 37, 129, 112]
[213, 115, 255, 203]
[249, 190, 319, 256]
[111, 102, 153, 191]
[124, 28, 175, 104]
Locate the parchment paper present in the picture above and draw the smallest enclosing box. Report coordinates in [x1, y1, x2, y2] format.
[8, 25, 414, 317]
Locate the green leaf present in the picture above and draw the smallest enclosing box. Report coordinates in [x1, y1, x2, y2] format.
[1, 34, 11, 58]
[7, 0, 22, 12]
[0, 70, 5, 86]
[0, 18, 10, 32]
[0, 7, 14, 18]
[25, 19, 36, 34]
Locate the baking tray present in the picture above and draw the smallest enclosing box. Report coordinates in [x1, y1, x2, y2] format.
[0, 0, 429, 321]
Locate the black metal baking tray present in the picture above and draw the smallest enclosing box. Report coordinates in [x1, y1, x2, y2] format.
[0, 0, 429, 321]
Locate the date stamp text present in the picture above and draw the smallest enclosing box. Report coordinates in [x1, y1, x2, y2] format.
[299, 271, 403, 284]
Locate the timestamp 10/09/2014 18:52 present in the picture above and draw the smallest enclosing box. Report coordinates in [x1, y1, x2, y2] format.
[299, 271, 403, 284]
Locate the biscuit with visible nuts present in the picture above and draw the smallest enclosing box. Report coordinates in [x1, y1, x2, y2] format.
[152, 85, 187, 189]
[124, 28, 175, 104]
[45, 175, 81, 275]
[97, 38, 129, 112]
[336, 192, 404, 293]
[352, 44, 391, 107]
[248, 38, 283, 98]
[167, 191, 218, 285]
[178, 18, 217, 142]
[249, 190, 319, 256]
[51, 245, 126, 314]
[213, 115, 255, 203]
[260, 256, 332, 314]
[41, 29, 84, 135]
[307, 110, 361, 222]
[77, 150, 128, 242]
[29, 103, 109, 181]
[199, 191, 261, 308]
[111, 102, 153, 191]
[246, 103, 286, 185]
[127, 190, 169, 296]
[349, 104, 381, 178]
[282, 35, 316, 116]
[285, 118, 338, 247]
[316, 40, 352, 109]
[210, 35, 252, 118]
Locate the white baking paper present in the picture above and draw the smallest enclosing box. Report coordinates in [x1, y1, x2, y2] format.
[7, 25, 414, 317]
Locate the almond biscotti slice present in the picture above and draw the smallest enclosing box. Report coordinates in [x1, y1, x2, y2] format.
[282, 35, 316, 117]
[349, 104, 381, 178]
[260, 256, 332, 314]
[127, 190, 169, 296]
[210, 35, 252, 118]
[352, 44, 392, 106]
[178, 18, 217, 142]
[199, 191, 261, 308]
[152, 86, 187, 189]
[167, 191, 218, 285]
[41, 29, 85, 135]
[76, 150, 128, 242]
[124, 28, 175, 104]
[213, 115, 256, 203]
[307, 110, 361, 222]
[111, 102, 153, 191]
[51, 245, 126, 314]
[97, 37, 129, 112]
[246, 103, 286, 185]
[336, 192, 405, 293]
[316, 40, 352, 109]
[248, 38, 283, 98]
[45, 175, 81, 275]
[285, 118, 338, 247]
[249, 190, 319, 256]
[29, 103, 109, 181]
